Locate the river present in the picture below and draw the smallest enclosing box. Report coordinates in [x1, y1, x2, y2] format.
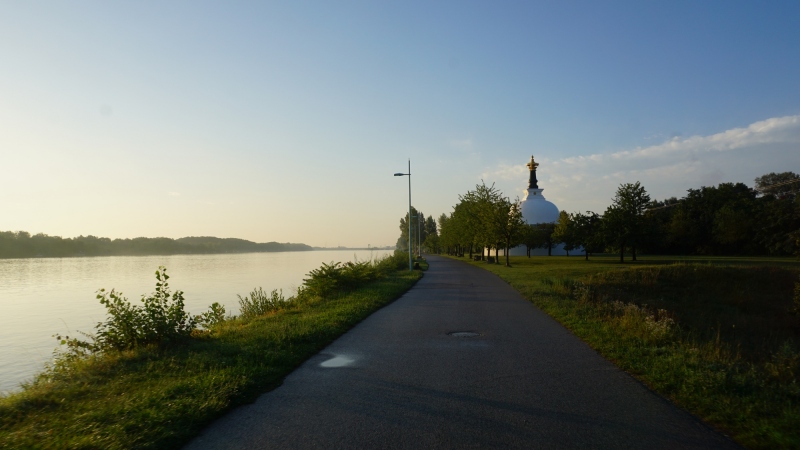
[0, 249, 391, 394]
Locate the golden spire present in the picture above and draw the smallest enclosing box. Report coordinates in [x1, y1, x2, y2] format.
[526, 155, 539, 171]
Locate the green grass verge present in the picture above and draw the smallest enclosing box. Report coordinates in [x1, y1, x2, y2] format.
[0, 270, 422, 449]
[455, 254, 800, 449]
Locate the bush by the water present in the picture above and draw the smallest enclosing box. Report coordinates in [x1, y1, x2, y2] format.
[238, 287, 284, 319]
[300, 252, 409, 298]
[196, 302, 226, 329]
[56, 267, 202, 355]
[56, 252, 411, 357]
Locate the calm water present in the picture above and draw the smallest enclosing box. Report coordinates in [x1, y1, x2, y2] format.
[0, 249, 390, 394]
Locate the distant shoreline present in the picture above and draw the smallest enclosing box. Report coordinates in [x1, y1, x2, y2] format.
[0, 232, 319, 259]
[311, 247, 394, 251]
[0, 247, 397, 260]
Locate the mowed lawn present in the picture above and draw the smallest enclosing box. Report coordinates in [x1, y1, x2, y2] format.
[454, 253, 800, 450]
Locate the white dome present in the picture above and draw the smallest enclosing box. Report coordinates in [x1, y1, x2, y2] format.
[520, 188, 559, 224]
[507, 155, 571, 256]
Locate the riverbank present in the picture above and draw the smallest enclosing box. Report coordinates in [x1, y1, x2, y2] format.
[456, 254, 800, 449]
[0, 232, 313, 259]
[0, 258, 423, 449]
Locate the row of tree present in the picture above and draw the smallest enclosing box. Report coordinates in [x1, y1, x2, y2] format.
[401, 171, 800, 263]
[641, 173, 800, 256]
[396, 182, 525, 266]
[394, 207, 438, 257]
[0, 232, 313, 259]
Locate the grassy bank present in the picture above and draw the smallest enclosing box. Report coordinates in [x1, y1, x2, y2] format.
[0, 261, 422, 449]
[458, 255, 800, 449]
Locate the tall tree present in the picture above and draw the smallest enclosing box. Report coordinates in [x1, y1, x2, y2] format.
[438, 213, 455, 255]
[425, 216, 438, 238]
[755, 172, 800, 199]
[756, 194, 800, 255]
[396, 206, 422, 254]
[604, 182, 651, 262]
[452, 199, 480, 258]
[520, 224, 539, 257]
[534, 223, 556, 256]
[552, 210, 577, 256]
[572, 211, 603, 261]
[491, 197, 525, 266]
[461, 181, 504, 262]
[672, 183, 757, 255]
[422, 215, 440, 253]
[602, 205, 627, 262]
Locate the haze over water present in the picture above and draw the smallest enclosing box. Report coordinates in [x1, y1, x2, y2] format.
[0, 249, 390, 394]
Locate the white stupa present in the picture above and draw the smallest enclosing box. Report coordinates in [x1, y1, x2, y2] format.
[519, 155, 560, 225]
[509, 155, 569, 256]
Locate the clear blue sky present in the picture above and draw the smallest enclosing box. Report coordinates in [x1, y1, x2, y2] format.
[2, 1, 799, 247]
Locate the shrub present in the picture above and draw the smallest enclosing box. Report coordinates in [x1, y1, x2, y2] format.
[301, 252, 409, 299]
[196, 302, 226, 329]
[56, 267, 200, 355]
[375, 251, 410, 274]
[238, 288, 284, 319]
[302, 261, 374, 297]
[541, 277, 582, 297]
[603, 301, 676, 343]
[560, 278, 676, 343]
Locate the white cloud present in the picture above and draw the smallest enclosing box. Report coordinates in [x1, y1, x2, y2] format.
[484, 115, 800, 213]
[449, 138, 474, 150]
[481, 163, 527, 181]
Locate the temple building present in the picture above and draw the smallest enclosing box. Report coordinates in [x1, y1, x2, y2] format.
[509, 155, 570, 256]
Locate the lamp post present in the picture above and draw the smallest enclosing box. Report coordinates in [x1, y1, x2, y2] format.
[394, 160, 413, 271]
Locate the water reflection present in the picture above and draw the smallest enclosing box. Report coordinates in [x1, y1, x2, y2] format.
[320, 355, 355, 368]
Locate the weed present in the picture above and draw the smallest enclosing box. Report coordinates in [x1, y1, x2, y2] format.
[196, 302, 226, 329]
[765, 341, 800, 383]
[238, 288, 284, 319]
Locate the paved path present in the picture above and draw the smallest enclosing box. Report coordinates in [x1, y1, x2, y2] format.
[186, 255, 738, 449]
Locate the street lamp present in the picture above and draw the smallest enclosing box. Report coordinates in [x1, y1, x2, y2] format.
[394, 160, 413, 271]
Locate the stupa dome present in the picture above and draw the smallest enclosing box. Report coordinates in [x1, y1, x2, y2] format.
[520, 189, 560, 224]
[519, 155, 559, 225]
[508, 155, 570, 256]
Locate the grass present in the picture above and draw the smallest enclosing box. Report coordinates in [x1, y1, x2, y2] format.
[457, 254, 800, 449]
[0, 269, 422, 449]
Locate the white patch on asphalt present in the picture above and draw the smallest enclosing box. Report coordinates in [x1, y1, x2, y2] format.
[320, 355, 354, 368]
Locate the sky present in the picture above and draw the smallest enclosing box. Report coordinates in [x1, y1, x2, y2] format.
[2, 1, 799, 247]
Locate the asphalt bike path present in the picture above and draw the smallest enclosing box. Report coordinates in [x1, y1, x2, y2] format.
[185, 255, 739, 449]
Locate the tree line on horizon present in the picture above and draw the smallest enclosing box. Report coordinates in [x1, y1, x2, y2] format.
[402, 171, 800, 263]
[0, 233, 313, 259]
